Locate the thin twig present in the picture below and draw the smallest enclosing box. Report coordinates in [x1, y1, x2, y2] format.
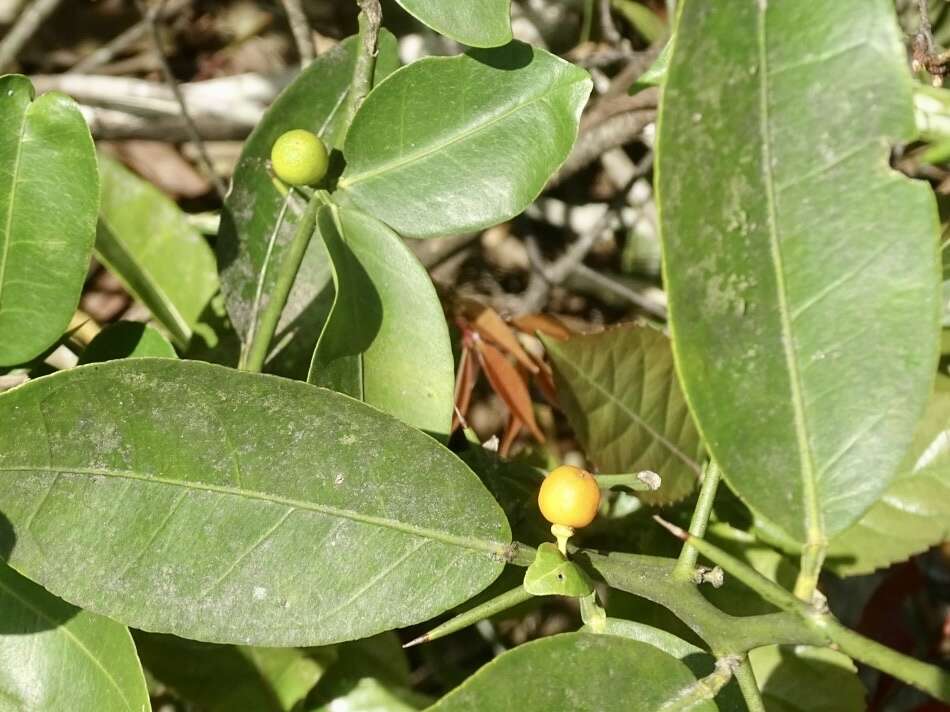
[571, 263, 668, 319]
[551, 109, 656, 186]
[599, 0, 622, 44]
[0, 0, 64, 71]
[523, 152, 654, 314]
[135, 0, 227, 200]
[919, 0, 935, 52]
[70, 0, 190, 73]
[339, 0, 382, 132]
[280, 0, 315, 66]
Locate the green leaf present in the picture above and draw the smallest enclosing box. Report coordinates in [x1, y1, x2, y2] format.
[78, 321, 177, 365]
[429, 632, 717, 711]
[0, 359, 511, 646]
[308, 204, 454, 436]
[0, 563, 149, 711]
[657, 1, 940, 543]
[134, 632, 327, 711]
[595, 619, 744, 712]
[96, 154, 218, 350]
[611, 0, 666, 43]
[749, 645, 865, 712]
[523, 542, 593, 597]
[217, 34, 398, 378]
[338, 43, 592, 238]
[826, 376, 950, 575]
[306, 678, 424, 712]
[630, 39, 672, 94]
[0, 74, 98, 367]
[394, 0, 512, 48]
[544, 324, 703, 505]
[305, 633, 430, 711]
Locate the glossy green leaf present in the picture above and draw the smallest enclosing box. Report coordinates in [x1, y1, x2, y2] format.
[429, 632, 717, 711]
[78, 321, 177, 365]
[0, 74, 98, 367]
[544, 324, 703, 505]
[338, 43, 592, 238]
[134, 632, 327, 711]
[394, 0, 512, 48]
[749, 645, 865, 712]
[305, 633, 430, 711]
[0, 563, 148, 711]
[96, 155, 218, 350]
[826, 376, 950, 575]
[307, 679, 423, 712]
[217, 35, 398, 378]
[523, 542, 593, 597]
[630, 38, 672, 94]
[308, 205, 453, 436]
[595, 619, 744, 712]
[0, 359, 511, 646]
[612, 0, 666, 43]
[657, 1, 940, 542]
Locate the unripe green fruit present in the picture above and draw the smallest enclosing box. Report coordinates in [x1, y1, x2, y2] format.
[270, 129, 328, 186]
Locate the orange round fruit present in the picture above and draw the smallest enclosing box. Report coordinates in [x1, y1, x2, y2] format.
[538, 465, 601, 528]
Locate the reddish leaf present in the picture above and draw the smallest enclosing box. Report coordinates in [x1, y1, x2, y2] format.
[476, 340, 545, 443]
[500, 414, 523, 458]
[512, 313, 573, 341]
[531, 354, 560, 408]
[459, 299, 538, 374]
[452, 346, 479, 432]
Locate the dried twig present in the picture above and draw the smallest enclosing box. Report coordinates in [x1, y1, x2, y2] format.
[31, 72, 289, 126]
[70, 0, 190, 73]
[551, 109, 656, 186]
[0, 0, 63, 71]
[913, 0, 950, 85]
[919, 0, 935, 52]
[599, 0, 622, 44]
[280, 0, 315, 66]
[135, 0, 227, 199]
[524, 149, 658, 315]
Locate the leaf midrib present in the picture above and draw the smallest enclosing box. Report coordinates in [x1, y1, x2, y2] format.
[339, 66, 579, 189]
[0, 97, 30, 311]
[755, 4, 823, 544]
[0, 465, 508, 557]
[0, 574, 138, 710]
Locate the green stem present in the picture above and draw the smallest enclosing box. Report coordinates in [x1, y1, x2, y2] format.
[673, 460, 721, 581]
[658, 518, 814, 615]
[340, 0, 381, 135]
[733, 655, 766, 712]
[580, 0, 594, 44]
[810, 614, 950, 703]
[403, 585, 534, 648]
[657, 656, 739, 712]
[242, 194, 322, 373]
[241, 192, 292, 369]
[652, 526, 950, 701]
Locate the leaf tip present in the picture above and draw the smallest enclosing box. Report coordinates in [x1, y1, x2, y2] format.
[652, 515, 688, 541]
[402, 633, 429, 649]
